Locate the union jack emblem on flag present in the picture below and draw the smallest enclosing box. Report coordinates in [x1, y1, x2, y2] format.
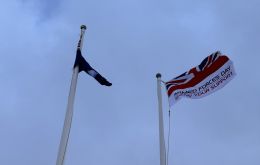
[165, 51, 236, 107]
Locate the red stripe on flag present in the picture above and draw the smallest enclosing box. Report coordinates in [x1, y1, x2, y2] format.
[165, 79, 187, 85]
[167, 55, 229, 96]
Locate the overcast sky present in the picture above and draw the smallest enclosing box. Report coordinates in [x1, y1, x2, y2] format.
[0, 0, 260, 165]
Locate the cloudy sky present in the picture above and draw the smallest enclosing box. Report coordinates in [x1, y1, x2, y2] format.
[0, 0, 259, 164]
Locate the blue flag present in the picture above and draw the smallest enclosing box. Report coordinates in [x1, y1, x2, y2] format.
[73, 49, 112, 86]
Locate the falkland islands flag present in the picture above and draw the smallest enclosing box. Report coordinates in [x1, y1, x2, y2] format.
[73, 49, 112, 86]
[165, 51, 235, 107]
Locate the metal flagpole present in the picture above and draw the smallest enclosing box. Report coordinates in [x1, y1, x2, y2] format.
[56, 25, 87, 165]
[156, 73, 166, 165]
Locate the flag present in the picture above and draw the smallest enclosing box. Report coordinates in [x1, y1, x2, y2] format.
[165, 51, 235, 106]
[73, 49, 112, 86]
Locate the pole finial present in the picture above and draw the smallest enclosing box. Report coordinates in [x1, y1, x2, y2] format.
[80, 25, 87, 30]
[156, 73, 162, 78]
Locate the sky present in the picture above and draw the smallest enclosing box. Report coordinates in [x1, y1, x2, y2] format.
[0, 0, 260, 164]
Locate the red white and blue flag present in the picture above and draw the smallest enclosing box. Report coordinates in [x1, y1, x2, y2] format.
[165, 51, 236, 107]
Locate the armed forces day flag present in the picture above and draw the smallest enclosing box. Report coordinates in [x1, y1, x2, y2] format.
[165, 51, 235, 107]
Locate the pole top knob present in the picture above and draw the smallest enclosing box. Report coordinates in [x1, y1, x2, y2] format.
[156, 73, 162, 78]
[81, 25, 87, 30]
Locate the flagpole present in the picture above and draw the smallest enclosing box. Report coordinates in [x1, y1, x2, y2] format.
[56, 25, 87, 165]
[156, 73, 166, 165]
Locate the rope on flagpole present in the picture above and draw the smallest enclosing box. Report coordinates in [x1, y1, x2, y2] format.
[166, 107, 171, 165]
[78, 25, 87, 50]
[56, 25, 87, 165]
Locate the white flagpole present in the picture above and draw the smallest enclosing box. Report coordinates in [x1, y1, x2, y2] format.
[156, 73, 166, 165]
[56, 25, 87, 165]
